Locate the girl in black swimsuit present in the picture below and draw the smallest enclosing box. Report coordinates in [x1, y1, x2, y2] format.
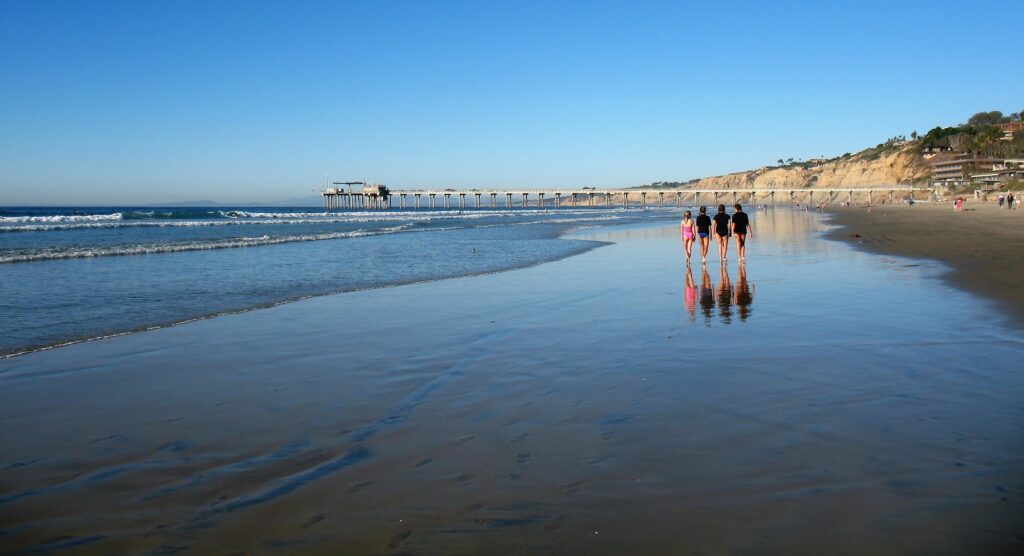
[712, 204, 730, 262]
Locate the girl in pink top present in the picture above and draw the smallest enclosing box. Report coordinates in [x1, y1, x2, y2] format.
[680, 210, 696, 265]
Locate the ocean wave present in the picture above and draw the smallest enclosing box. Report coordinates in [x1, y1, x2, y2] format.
[0, 225, 413, 264]
[0, 213, 123, 223]
[0, 218, 407, 233]
[122, 209, 231, 220]
[0, 208, 636, 233]
[221, 209, 540, 219]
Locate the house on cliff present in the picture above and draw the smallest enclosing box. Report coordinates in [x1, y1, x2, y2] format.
[930, 154, 1002, 186]
[999, 122, 1024, 141]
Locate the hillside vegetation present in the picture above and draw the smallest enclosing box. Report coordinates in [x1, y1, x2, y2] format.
[917, 110, 1024, 158]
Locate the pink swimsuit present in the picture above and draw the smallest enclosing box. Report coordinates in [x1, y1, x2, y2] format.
[682, 222, 695, 240]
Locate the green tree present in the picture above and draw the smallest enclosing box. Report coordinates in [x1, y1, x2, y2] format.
[967, 111, 1003, 126]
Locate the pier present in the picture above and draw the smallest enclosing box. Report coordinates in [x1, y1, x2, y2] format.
[322, 187, 935, 210]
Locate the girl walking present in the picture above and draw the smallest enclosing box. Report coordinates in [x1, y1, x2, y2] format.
[712, 204, 731, 262]
[695, 206, 712, 264]
[680, 210, 697, 264]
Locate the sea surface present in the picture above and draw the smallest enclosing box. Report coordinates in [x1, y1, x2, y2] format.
[0, 206, 677, 356]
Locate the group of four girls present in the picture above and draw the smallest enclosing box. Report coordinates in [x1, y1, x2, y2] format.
[680, 204, 752, 264]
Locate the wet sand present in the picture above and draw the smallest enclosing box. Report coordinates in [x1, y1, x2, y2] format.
[2, 212, 1023, 554]
[826, 202, 1024, 324]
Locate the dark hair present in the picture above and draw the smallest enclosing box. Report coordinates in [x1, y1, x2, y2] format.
[734, 204, 742, 211]
[699, 206, 706, 214]
[717, 204, 726, 213]
[684, 210, 691, 218]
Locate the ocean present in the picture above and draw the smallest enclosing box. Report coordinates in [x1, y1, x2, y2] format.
[0, 205, 678, 356]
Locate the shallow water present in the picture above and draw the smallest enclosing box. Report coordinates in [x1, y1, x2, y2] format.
[0, 206, 673, 356]
[0, 209, 1021, 554]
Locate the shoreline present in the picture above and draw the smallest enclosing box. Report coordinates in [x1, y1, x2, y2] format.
[824, 203, 1024, 325]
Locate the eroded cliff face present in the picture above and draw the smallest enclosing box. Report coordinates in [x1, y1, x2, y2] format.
[691, 147, 930, 189]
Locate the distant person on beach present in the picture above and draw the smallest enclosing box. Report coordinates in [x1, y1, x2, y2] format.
[1008, 193, 1015, 209]
[954, 197, 964, 212]
[695, 206, 712, 264]
[680, 210, 696, 264]
[998, 194, 1005, 208]
[1017, 195, 1021, 210]
[712, 204, 731, 261]
[730, 204, 752, 261]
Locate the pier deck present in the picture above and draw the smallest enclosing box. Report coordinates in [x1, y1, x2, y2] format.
[322, 187, 934, 210]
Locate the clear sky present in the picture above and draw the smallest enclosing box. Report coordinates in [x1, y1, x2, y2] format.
[2, 0, 1022, 205]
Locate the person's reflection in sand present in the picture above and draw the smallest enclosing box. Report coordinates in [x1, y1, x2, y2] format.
[734, 262, 755, 321]
[691, 264, 754, 325]
[716, 263, 732, 324]
[699, 265, 715, 324]
[683, 265, 697, 322]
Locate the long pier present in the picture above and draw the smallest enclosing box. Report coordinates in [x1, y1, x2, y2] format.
[322, 187, 934, 210]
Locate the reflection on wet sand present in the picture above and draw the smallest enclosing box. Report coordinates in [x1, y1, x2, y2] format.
[683, 266, 698, 322]
[686, 263, 754, 324]
[734, 263, 753, 321]
[716, 264, 732, 323]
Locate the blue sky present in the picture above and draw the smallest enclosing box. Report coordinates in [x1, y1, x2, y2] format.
[2, 0, 1022, 205]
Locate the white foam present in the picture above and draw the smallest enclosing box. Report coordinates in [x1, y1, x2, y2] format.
[0, 225, 413, 263]
[0, 218, 405, 232]
[0, 213, 122, 223]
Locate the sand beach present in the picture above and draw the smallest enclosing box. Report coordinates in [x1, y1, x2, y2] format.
[1, 210, 1022, 554]
[826, 202, 1024, 325]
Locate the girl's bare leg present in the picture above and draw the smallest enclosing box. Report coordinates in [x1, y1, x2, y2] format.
[684, 238, 693, 263]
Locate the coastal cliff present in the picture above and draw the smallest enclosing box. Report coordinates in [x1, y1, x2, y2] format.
[689, 146, 931, 189]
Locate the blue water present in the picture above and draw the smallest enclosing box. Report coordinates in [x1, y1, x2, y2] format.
[0, 206, 677, 355]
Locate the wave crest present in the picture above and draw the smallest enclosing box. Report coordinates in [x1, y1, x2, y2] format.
[0, 213, 122, 223]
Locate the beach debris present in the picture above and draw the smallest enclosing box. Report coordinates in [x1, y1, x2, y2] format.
[850, 233, 861, 238]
